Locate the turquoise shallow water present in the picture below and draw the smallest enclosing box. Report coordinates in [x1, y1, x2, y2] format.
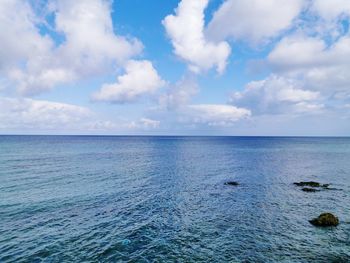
[0, 136, 350, 262]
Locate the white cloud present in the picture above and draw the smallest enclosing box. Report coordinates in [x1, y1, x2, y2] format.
[207, 0, 304, 44]
[9, 68, 76, 96]
[0, 0, 53, 71]
[230, 75, 322, 115]
[183, 104, 251, 126]
[240, 31, 350, 118]
[92, 60, 165, 103]
[0, 0, 142, 95]
[0, 97, 92, 130]
[268, 35, 350, 71]
[163, 0, 231, 74]
[311, 0, 350, 20]
[268, 35, 326, 71]
[54, 0, 142, 73]
[293, 102, 324, 113]
[267, 34, 350, 98]
[0, 97, 162, 133]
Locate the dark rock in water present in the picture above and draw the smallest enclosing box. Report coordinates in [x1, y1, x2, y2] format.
[294, 181, 321, 187]
[309, 213, 339, 227]
[301, 187, 320, 192]
[294, 181, 337, 192]
[225, 181, 239, 186]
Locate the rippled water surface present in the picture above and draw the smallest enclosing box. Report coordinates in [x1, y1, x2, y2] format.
[1, 136, 350, 262]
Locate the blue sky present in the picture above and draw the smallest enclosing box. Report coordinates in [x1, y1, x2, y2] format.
[0, 0, 350, 135]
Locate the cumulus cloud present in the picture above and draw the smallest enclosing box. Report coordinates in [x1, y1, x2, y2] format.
[0, 0, 53, 70]
[0, 97, 162, 133]
[268, 35, 350, 71]
[207, 0, 304, 44]
[0, 0, 142, 95]
[311, 0, 350, 20]
[92, 60, 165, 103]
[163, 0, 231, 74]
[230, 75, 322, 115]
[268, 36, 326, 71]
[238, 13, 350, 119]
[0, 97, 92, 130]
[268, 34, 350, 100]
[182, 104, 251, 126]
[54, 0, 142, 72]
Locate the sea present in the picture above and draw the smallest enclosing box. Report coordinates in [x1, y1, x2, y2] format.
[0, 136, 349, 262]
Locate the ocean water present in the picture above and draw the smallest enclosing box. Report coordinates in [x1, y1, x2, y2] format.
[0, 136, 350, 262]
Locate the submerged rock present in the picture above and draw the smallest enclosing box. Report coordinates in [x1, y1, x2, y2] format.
[294, 181, 321, 187]
[225, 181, 239, 186]
[294, 181, 335, 192]
[309, 213, 339, 227]
[301, 187, 320, 192]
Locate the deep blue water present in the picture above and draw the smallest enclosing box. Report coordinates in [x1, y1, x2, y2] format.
[0, 136, 350, 262]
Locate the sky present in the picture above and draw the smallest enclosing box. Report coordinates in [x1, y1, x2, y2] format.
[0, 0, 350, 136]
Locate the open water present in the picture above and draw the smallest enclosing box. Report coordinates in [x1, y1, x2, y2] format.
[1, 136, 349, 262]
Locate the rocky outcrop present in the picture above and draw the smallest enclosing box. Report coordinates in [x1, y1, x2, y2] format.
[224, 181, 239, 186]
[294, 181, 333, 192]
[294, 181, 321, 187]
[309, 213, 339, 227]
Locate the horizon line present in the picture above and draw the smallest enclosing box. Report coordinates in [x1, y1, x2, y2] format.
[1, 134, 349, 138]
